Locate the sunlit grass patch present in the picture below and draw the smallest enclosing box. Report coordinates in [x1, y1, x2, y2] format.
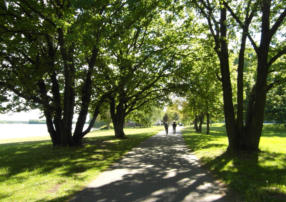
[0, 126, 163, 202]
[182, 124, 286, 202]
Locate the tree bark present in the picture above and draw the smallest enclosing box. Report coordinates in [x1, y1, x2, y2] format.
[72, 97, 104, 145]
[73, 48, 98, 145]
[236, 31, 247, 140]
[58, 28, 75, 146]
[113, 114, 126, 138]
[243, 56, 268, 151]
[218, 7, 238, 152]
[242, 0, 271, 152]
[72, 69, 92, 144]
[198, 113, 203, 133]
[194, 116, 199, 132]
[206, 113, 210, 134]
[110, 98, 126, 138]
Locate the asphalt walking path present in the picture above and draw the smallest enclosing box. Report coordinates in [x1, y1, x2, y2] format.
[71, 127, 236, 202]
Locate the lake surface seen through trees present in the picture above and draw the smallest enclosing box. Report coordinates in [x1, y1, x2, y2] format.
[0, 124, 90, 140]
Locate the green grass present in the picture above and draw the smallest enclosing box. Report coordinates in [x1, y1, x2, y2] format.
[182, 124, 286, 202]
[0, 126, 163, 202]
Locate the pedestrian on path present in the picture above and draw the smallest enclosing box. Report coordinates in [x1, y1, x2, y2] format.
[163, 113, 169, 136]
[172, 121, 177, 134]
[163, 121, 169, 135]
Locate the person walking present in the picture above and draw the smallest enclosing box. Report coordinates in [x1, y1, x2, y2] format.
[164, 121, 169, 135]
[163, 114, 169, 136]
[172, 121, 177, 134]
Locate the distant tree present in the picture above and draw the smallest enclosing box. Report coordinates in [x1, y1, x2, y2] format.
[265, 84, 286, 124]
[166, 103, 181, 122]
[97, 104, 112, 129]
[174, 35, 223, 134]
[128, 103, 163, 127]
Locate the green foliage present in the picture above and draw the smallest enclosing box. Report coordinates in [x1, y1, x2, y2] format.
[0, 0, 285, 147]
[265, 84, 286, 124]
[127, 104, 163, 127]
[0, 0, 178, 143]
[95, 103, 112, 129]
[166, 102, 182, 122]
[178, 36, 223, 123]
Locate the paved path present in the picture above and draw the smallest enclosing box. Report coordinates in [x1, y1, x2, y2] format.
[71, 127, 235, 202]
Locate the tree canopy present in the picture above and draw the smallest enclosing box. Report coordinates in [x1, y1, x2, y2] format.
[0, 0, 285, 153]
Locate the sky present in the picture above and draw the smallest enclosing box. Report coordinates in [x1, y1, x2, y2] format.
[0, 109, 43, 121]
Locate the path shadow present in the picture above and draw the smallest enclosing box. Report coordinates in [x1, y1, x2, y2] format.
[70, 130, 238, 202]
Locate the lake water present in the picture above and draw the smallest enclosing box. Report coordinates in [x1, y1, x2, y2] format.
[0, 124, 90, 140]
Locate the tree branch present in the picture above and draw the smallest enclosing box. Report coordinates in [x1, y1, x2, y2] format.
[20, 0, 56, 27]
[223, 1, 259, 53]
[267, 77, 286, 91]
[195, 0, 220, 50]
[269, 8, 286, 40]
[268, 46, 286, 67]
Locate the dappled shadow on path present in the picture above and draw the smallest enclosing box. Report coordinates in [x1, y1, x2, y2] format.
[71, 129, 237, 202]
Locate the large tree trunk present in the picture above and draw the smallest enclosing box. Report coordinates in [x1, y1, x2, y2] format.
[243, 56, 268, 151]
[73, 48, 98, 145]
[241, 0, 271, 152]
[110, 98, 126, 138]
[113, 114, 126, 138]
[218, 8, 238, 152]
[59, 29, 75, 146]
[72, 70, 93, 145]
[72, 98, 103, 145]
[236, 31, 247, 142]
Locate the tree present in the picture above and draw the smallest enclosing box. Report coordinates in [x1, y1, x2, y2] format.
[173, 34, 223, 134]
[166, 102, 181, 122]
[127, 103, 164, 127]
[0, 1, 138, 146]
[100, 1, 181, 138]
[192, 0, 286, 152]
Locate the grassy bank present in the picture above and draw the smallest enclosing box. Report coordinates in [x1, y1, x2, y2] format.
[0, 126, 163, 202]
[182, 124, 286, 202]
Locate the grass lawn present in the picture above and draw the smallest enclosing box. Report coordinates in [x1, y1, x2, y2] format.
[0, 126, 163, 202]
[182, 124, 286, 202]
